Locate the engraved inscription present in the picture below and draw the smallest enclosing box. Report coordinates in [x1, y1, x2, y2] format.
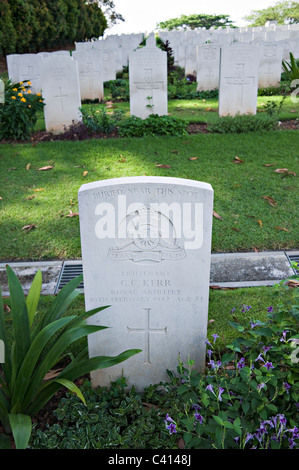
[127, 308, 167, 364]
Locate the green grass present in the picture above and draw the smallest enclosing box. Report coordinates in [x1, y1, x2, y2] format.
[0, 129, 298, 261]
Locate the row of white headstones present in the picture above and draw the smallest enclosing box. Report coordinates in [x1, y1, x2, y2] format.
[5, 28, 299, 132]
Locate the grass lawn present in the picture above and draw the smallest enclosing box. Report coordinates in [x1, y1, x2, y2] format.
[0, 128, 298, 261]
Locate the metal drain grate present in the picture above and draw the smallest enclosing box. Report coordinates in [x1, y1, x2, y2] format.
[55, 262, 84, 293]
[286, 253, 299, 275]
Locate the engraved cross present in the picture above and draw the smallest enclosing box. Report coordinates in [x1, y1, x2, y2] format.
[127, 308, 167, 364]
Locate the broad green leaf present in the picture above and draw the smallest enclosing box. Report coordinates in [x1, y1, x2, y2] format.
[26, 269, 42, 328]
[6, 266, 30, 372]
[213, 415, 224, 426]
[27, 349, 142, 416]
[54, 378, 86, 405]
[8, 413, 32, 449]
[11, 316, 77, 411]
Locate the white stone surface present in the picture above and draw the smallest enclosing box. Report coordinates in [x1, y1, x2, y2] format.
[72, 49, 104, 101]
[0, 79, 4, 103]
[129, 34, 167, 119]
[40, 55, 82, 133]
[7, 53, 42, 93]
[78, 176, 214, 390]
[258, 42, 283, 88]
[196, 45, 220, 91]
[219, 44, 260, 117]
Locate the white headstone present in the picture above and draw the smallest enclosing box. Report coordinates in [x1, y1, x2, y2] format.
[219, 44, 260, 117]
[78, 176, 214, 391]
[0, 79, 4, 103]
[40, 55, 82, 133]
[129, 35, 167, 119]
[7, 53, 42, 93]
[196, 45, 220, 91]
[258, 42, 283, 88]
[6, 54, 20, 85]
[72, 49, 104, 101]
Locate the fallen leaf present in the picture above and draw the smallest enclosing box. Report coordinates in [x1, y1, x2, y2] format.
[25, 195, 37, 200]
[3, 304, 10, 313]
[254, 247, 259, 253]
[189, 157, 198, 161]
[262, 196, 277, 207]
[43, 368, 63, 381]
[171, 150, 179, 154]
[257, 219, 263, 228]
[22, 224, 37, 232]
[274, 168, 289, 173]
[210, 285, 238, 290]
[275, 226, 289, 232]
[208, 319, 215, 325]
[286, 280, 299, 288]
[234, 156, 244, 164]
[82, 170, 88, 176]
[213, 211, 223, 220]
[33, 188, 45, 192]
[38, 166, 53, 171]
[156, 164, 171, 169]
[69, 199, 75, 205]
[0, 196, 2, 200]
[26, 163, 31, 170]
[263, 163, 278, 167]
[66, 211, 79, 217]
[231, 227, 240, 232]
[9, 167, 17, 171]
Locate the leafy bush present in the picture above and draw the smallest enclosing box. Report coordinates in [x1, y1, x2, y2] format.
[118, 114, 188, 137]
[282, 53, 299, 86]
[30, 378, 174, 449]
[258, 83, 289, 96]
[0, 266, 140, 449]
[80, 106, 122, 134]
[208, 113, 278, 134]
[161, 287, 299, 449]
[106, 79, 129, 101]
[0, 79, 45, 141]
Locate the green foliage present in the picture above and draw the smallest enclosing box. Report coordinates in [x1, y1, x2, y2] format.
[258, 83, 289, 96]
[0, 79, 45, 141]
[0, 0, 108, 55]
[161, 281, 299, 449]
[208, 113, 278, 133]
[243, 1, 299, 26]
[157, 13, 234, 31]
[0, 266, 141, 448]
[106, 78, 130, 101]
[118, 114, 188, 137]
[262, 96, 286, 116]
[282, 52, 299, 87]
[80, 106, 122, 134]
[30, 378, 175, 449]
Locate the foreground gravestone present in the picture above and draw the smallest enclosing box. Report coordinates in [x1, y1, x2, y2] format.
[79, 176, 214, 390]
[40, 55, 82, 133]
[129, 34, 167, 119]
[219, 44, 260, 116]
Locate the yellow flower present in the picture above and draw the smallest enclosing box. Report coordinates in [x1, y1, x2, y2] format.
[11, 96, 16, 99]
[39, 99, 43, 102]
[20, 82, 23, 85]
[18, 93, 23, 97]
[21, 97, 26, 102]
[27, 81, 31, 85]
[13, 88, 18, 92]
[21, 87, 25, 91]
[27, 90, 32, 94]
[36, 93, 41, 96]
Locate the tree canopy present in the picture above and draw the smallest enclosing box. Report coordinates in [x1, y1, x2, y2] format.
[243, 1, 299, 26]
[156, 13, 234, 31]
[0, 0, 111, 56]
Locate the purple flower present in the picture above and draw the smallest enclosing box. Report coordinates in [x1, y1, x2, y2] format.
[242, 305, 252, 313]
[207, 349, 213, 359]
[250, 321, 261, 329]
[257, 382, 266, 391]
[267, 306, 273, 313]
[230, 307, 236, 313]
[237, 357, 245, 369]
[194, 412, 204, 423]
[218, 387, 225, 401]
[212, 333, 220, 343]
[166, 422, 177, 434]
[283, 382, 291, 394]
[255, 353, 265, 362]
[280, 330, 288, 342]
[262, 345, 273, 353]
[206, 384, 215, 394]
[262, 361, 274, 371]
